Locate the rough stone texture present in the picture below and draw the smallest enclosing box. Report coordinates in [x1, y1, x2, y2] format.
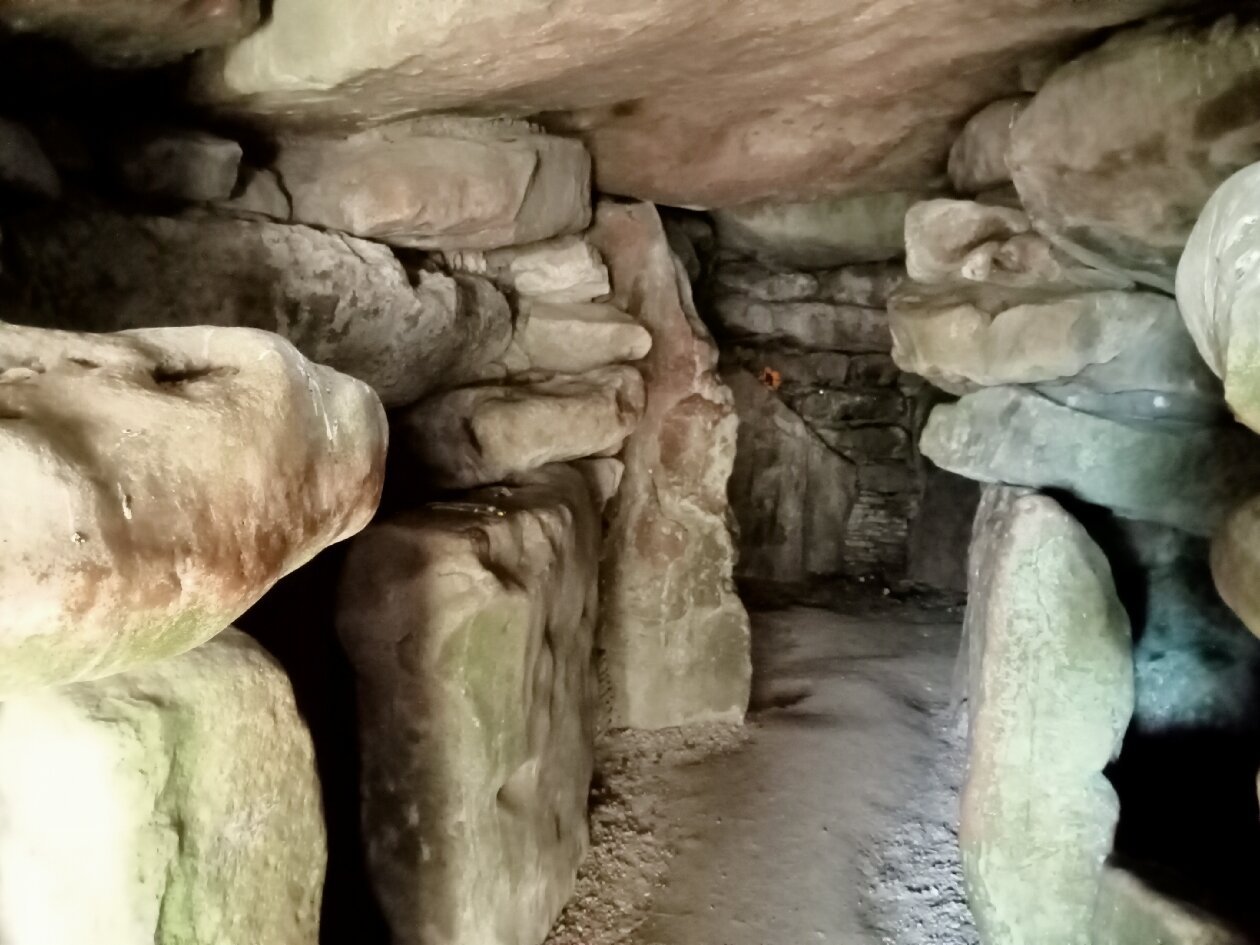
[712, 296, 891, 353]
[1009, 15, 1260, 291]
[1212, 495, 1260, 643]
[0, 0, 260, 65]
[890, 287, 1220, 413]
[1092, 866, 1250, 945]
[336, 463, 604, 945]
[905, 467, 982, 592]
[947, 97, 1029, 195]
[961, 488, 1132, 945]
[1177, 162, 1260, 434]
[511, 301, 652, 375]
[0, 629, 324, 945]
[590, 202, 750, 730]
[219, 167, 292, 219]
[0, 323, 385, 694]
[903, 199, 1133, 292]
[3, 207, 511, 407]
[712, 192, 921, 268]
[402, 366, 646, 490]
[922, 386, 1260, 536]
[712, 260, 906, 308]
[445, 236, 610, 304]
[197, 0, 1192, 207]
[112, 130, 242, 203]
[267, 118, 591, 250]
[0, 118, 60, 199]
[724, 367, 857, 584]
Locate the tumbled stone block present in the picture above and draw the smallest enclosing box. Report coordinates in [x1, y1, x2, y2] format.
[1212, 495, 1260, 643]
[0, 630, 324, 945]
[591, 201, 750, 729]
[4, 207, 512, 406]
[1009, 16, 1260, 290]
[268, 117, 591, 250]
[1177, 162, 1260, 435]
[513, 301, 652, 375]
[336, 463, 604, 945]
[112, 129, 242, 203]
[724, 367, 856, 583]
[713, 296, 891, 353]
[402, 366, 646, 489]
[922, 386, 1260, 536]
[0, 323, 385, 693]
[1092, 866, 1250, 945]
[0, 117, 60, 199]
[947, 97, 1029, 195]
[962, 488, 1133, 945]
[444, 236, 610, 304]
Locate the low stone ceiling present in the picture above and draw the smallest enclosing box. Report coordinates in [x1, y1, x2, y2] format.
[188, 0, 1200, 208]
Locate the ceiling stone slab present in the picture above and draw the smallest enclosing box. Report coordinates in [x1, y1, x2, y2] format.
[195, 0, 1196, 207]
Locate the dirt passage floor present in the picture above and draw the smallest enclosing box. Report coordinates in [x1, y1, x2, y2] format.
[547, 603, 980, 945]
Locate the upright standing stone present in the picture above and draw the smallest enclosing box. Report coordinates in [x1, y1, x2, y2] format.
[0, 630, 325, 945]
[336, 464, 607, 945]
[962, 488, 1133, 945]
[590, 202, 751, 729]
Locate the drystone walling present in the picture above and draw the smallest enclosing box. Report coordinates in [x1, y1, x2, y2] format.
[1, 3, 1260, 945]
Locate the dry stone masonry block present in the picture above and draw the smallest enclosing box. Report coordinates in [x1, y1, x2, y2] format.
[3, 208, 513, 407]
[961, 488, 1133, 945]
[402, 366, 647, 490]
[511, 301, 653, 376]
[0, 630, 325, 945]
[947, 97, 1029, 195]
[591, 201, 751, 729]
[267, 118, 591, 251]
[0, 323, 386, 693]
[336, 463, 605, 945]
[442, 235, 611, 304]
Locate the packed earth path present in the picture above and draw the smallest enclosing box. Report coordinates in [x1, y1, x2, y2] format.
[547, 601, 979, 945]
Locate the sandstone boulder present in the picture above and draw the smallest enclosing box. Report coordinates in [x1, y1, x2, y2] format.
[724, 367, 857, 584]
[921, 387, 1260, 535]
[512, 301, 652, 375]
[0, 629, 324, 945]
[0, 323, 385, 693]
[336, 463, 605, 945]
[0, 0, 259, 64]
[947, 97, 1029, 195]
[444, 236, 610, 304]
[712, 192, 920, 268]
[713, 296, 891, 353]
[962, 488, 1132, 945]
[267, 118, 591, 250]
[1009, 16, 1260, 291]
[590, 202, 750, 729]
[1092, 867, 1250, 945]
[196, 0, 1184, 207]
[402, 366, 646, 490]
[1177, 162, 1260, 434]
[3, 207, 512, 406]
[890, 288, 1219, 412]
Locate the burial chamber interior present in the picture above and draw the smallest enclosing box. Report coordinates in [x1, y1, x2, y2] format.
[1, 4, 1260, 945]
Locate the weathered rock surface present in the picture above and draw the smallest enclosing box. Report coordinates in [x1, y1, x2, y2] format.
[0, 118, 60, 198]
[713, 296, 891, 353]
[197, 0, 1190, 207]
[921, 387, 1260, 535]
[112, 130, 242, 203]
[1212, 496, 1260, 643]
[724, 367, 856, 584]
[962, 487, 1132, 945]
[590, 201, 750, 729]
[1, 0, 260, 64]
[336, 463, 604, 945]
[444, 236, 610, 304]
[947, 97, 1029, 195]
[0, 629, 324, 945]
[267, 118, 591, 250]
[1092, 866, 1250, 945]
[510, 301, 652, 375]
[890, 288, 1219, 410]
[0, 323, 385, 693]
[903, 199, 1132, 292]
[712, 192, 921, 268]
[1009, 15, 1260, 291]
[905, 467, 982, 593]
[3, 207, 511, 406]
[712, 261, 905, 308]
[1177, 162, 1260, 434]
[402, 366, 646, 489]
